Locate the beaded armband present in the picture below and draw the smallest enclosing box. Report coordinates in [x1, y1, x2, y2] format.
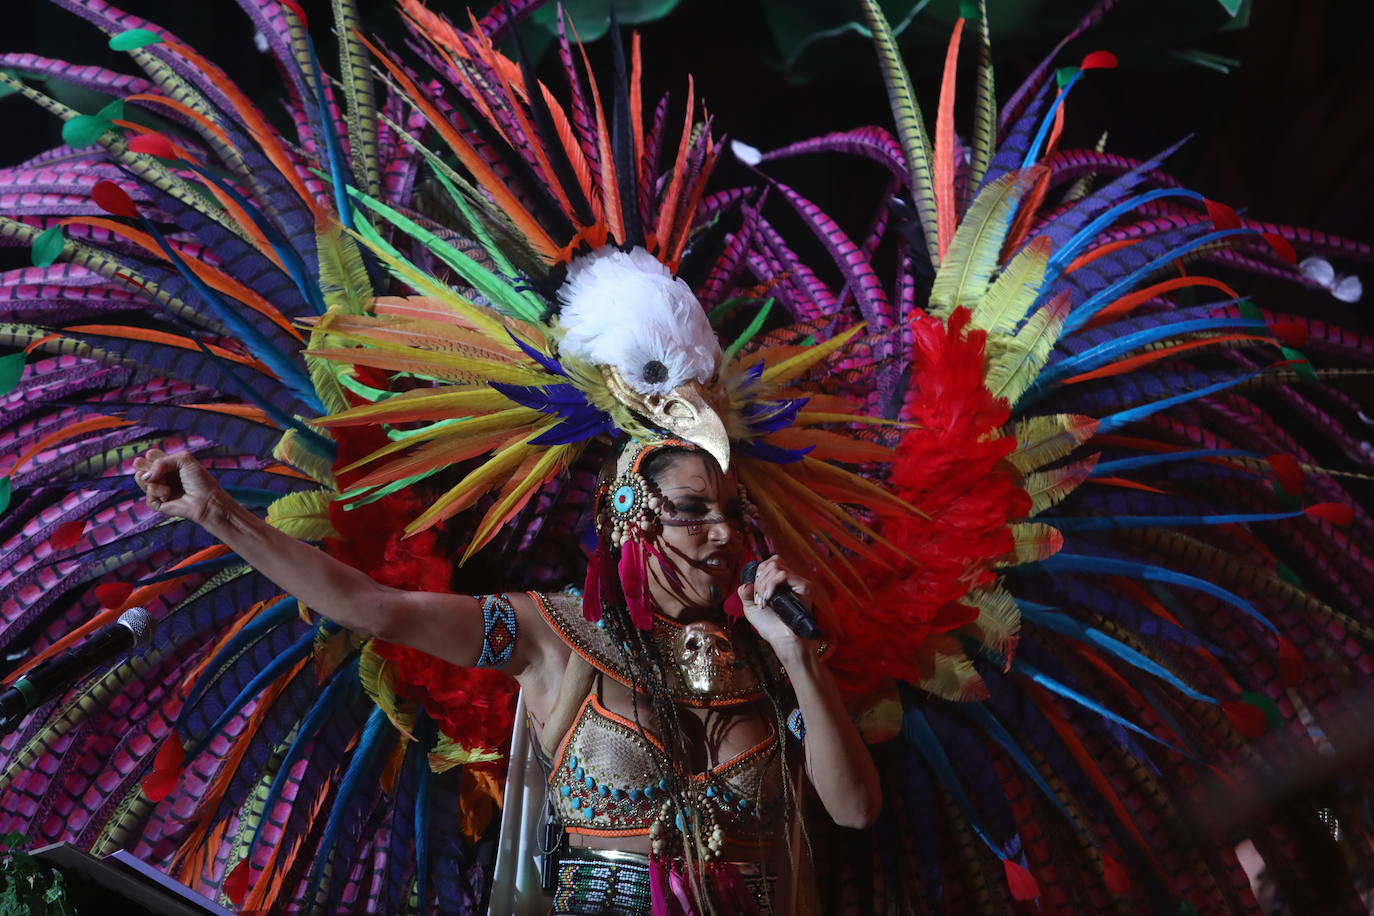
[475, 594, 518, 668]
[787, 708, 806, 741]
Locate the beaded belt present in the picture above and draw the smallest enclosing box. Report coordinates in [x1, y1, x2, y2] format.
[551, 847, 775, 916]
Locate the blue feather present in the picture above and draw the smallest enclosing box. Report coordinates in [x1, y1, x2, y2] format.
[899, 686, 1002, 857]
[1049, 509, 1307, 531]
[1037, 553, 1278, 635]
[1047, 188, 1206, 277]
[1090, 449, 1260, 478]
[1012, 658, 1187, 754]
[1018, 602, 1216, 703]
[183, 620, 322, 758]
[1063, 228, 1268, 333]
[136, 217, 326, 415]
[506, 330, 567, 377]
[414, 715, 438, 912]
[1094, 369, 1264, 433]
[239, 658, 360, 878]
[1040, 317, 1271, 386]
[181, 595, 299, 712]
[304, 706, 393, 913]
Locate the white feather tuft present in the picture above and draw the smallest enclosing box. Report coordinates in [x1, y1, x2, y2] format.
[554, 247, 720, 396]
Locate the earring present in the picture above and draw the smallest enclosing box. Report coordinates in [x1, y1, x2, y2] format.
[598, 469, 662, 547]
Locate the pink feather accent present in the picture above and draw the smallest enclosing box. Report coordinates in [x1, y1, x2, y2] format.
[669, 864, 697, 915]
[650, 858, 671, 916]
[619, 538, 653, 630]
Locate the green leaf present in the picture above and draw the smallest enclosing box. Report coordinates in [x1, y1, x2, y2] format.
[529, 0, 683, 43]
[30, 226, 64, 268]
[0, 353, 22, 396]
[1215, 0, 1243, 15]
[97, 98, 125, 121]
[0, 477, 10, 516]
[0, 832, 27, 849]
[958, 0, 979, 18]
[109, 28, 164, 51]
[763, 0, 931, 70]
[61, 114, 112, 149]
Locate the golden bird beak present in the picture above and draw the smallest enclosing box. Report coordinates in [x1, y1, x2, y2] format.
[602, 369, 732, 471]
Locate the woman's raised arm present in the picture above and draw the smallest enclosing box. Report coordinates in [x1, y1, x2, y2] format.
[130, 448, 568, 685]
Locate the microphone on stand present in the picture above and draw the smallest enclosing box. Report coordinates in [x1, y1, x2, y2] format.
[0, 607, 153, 731]
[740, 561, 821, 639]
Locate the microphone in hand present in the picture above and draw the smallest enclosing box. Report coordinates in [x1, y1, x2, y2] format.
[740, 561, 821, 640]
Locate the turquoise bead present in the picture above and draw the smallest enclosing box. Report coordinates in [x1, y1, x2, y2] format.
[644, 786, 656, 799]
[568, 756, 578, 769]
[584, 775, 596, 789]
[598, 785, 610, 798]
[657, 779, 668, 790]
[582, 807, 595, 819]
[705, 786, 717, 798]
[559, 786, 572, 797]
[629, 789, 642, 801]
[574, 767, 585, 781]
[572, 798, 582, 809]
[737, 798, 752, 811]
[612, 789, 626, 800]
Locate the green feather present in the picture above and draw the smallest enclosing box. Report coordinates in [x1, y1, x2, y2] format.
[31, 226, 65, 267]
[722, 298, 776, 366]
[0, 352, 23, 395]
[109, 28, 164, 51]
[857, 0, 939, 266]
[343, 185, 544, 323]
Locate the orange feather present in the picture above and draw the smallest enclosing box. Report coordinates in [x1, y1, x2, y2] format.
[1084, 276, 1238, 328]
[934, 18, 966, 260]
[61, 217, 301, 340]
[358, 32, 561, 262]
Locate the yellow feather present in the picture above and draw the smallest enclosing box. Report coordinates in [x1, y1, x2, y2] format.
[403, 432, 537, 537]
[998, 522, 1064, 566]
[265, 489, 339, 540]
[359, 640, 417, 739]
[463, 440, 578, 561]
[759, 323, 866, 386]
[929, 169, 1038, 319]
[983, 292, 1068, 406]
[968, 235, 1050, 336]
[1023, 456, 1098, 516]
[1006, 414, 1099, 473]
[272, 429, 336, 486]
[963, 583, 1021, 659]
[340, 409, 542, 479]
[316, 387, 516, 426]
[916, 635, 989, 701]
[306, 346, 550, 386]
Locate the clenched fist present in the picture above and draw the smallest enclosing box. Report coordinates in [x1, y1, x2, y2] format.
[131, 449, 227, 527]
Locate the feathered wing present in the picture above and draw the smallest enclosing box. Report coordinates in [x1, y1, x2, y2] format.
[744, 6, 1374, 914]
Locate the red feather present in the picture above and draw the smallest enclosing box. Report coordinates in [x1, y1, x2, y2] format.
[1002, 858, 1040, 900]
[91, 180, 139, 218]
[51, 520, 86, 550]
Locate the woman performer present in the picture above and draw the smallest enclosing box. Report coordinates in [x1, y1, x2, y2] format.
[131, 437, 881, 915]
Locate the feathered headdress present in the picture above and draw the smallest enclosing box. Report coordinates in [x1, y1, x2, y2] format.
[309, 1, 909, 607]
